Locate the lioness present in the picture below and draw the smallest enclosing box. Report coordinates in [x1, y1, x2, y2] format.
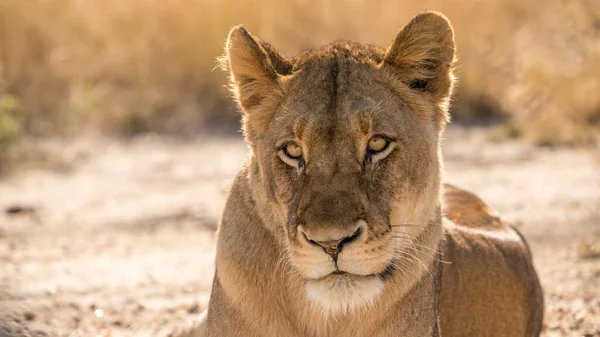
[176, 11, 543, 337]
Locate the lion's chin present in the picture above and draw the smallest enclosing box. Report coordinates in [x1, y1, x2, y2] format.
[305, 273, 384, 316]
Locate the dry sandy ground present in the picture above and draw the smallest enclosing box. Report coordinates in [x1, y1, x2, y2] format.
[0, 127, 598, 337]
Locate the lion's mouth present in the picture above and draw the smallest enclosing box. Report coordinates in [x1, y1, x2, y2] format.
[312, 270, 371, 281]
[317, 263, 395, 280]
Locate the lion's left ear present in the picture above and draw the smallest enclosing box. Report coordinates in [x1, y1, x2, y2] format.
[383, 11, 456, 107]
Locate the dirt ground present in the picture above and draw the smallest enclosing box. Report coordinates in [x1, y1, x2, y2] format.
[0, 126, 599, 337]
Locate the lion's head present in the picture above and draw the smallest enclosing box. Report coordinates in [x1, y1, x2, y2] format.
[223, 12, 455, 315]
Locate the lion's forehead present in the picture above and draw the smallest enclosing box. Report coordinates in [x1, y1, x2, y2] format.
[271, 84, 408, 156]
[284, 57, 386, 114]
[277, 54, 412, 134]
[275, 72, 398, 137]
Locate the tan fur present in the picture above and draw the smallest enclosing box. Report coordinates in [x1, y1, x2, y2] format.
[173, 11, 543, 337]
[440, 184, 544, 337]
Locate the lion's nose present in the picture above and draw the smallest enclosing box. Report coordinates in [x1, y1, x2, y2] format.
[314, 239, 345, 256]
[302, 226, 363, 259]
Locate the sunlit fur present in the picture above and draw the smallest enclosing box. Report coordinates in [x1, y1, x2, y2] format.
[171, 10, 545, 337]
[213, 11, 453, 336]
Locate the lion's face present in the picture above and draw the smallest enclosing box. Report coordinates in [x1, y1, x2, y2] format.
[225, 12, 455, 315]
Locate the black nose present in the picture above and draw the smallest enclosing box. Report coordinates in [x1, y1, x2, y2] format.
[304, 227, 362, 259]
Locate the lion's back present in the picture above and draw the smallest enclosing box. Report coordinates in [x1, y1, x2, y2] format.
[439, 184, 544, 337]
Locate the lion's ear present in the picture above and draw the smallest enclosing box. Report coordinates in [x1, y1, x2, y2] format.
[383, 12, 456, 103]
[224, 26, 291, 113]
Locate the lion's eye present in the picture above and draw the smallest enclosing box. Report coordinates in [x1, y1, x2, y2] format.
[364, 135, 395, 165]
[367, 137, 388, 153]
[285, 143, 303, 159]
[279, 142, 304, 169]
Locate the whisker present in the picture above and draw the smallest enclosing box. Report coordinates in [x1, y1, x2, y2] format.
[409, 242, 435, 277]
[394, 247, 435, 278]
[390, 235, 450, 264]
[389, 252, 421, 281]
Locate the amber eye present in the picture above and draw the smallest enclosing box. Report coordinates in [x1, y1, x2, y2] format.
[285, 143, 303, 159]
[367, 137, 388, 152]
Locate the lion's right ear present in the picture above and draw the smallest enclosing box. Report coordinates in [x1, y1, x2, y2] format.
[224, 26, 291, 113]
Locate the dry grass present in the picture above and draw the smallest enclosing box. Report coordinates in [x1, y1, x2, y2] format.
[0, 0, 599, 166]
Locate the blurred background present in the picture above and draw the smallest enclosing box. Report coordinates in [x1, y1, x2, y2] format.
[1, 0, 600, 162]
[0, 0, 599, 336]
